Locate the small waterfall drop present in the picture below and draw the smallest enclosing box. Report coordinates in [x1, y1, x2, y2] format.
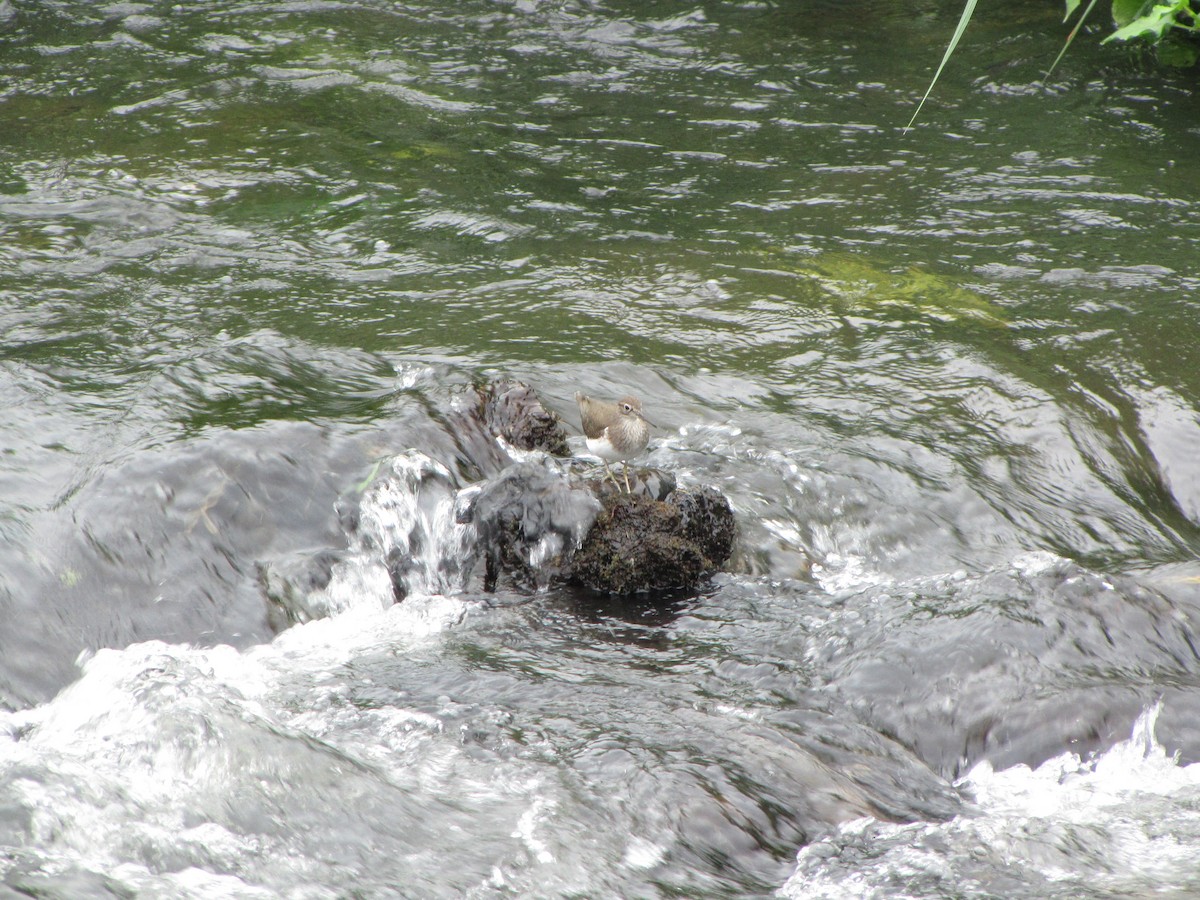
[322, 451, 477, 615]
[260, 449, 603, 623]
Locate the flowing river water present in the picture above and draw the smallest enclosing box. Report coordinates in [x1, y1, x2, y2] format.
[3, 1, 1200, 897]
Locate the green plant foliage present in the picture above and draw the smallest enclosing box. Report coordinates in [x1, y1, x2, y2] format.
[1101, 0, 1200, 66]
[909, 0, 1199, 127]
[1112, 0, 1152, 26]
[1104, 0, 1190, 40]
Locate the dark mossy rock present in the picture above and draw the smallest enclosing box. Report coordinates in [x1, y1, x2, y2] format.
[668, 485, 736, 566]
[566, 486, 735, 595]
[455, 382, 735, 595]
[475, 380, 570, 456]
[446, 380, 571, 479]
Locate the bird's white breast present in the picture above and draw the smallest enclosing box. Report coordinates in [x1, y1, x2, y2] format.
[585, 431, 624, 462]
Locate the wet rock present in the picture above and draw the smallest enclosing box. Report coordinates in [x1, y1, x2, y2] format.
[667, 484, 737, 566]
[304, 382, 737, 603]
[566, 485, 736, 595]
[584, 465, 677, 501]
[459, 460, 601, 592]
[258, 549, 344, 629]
[444, 380, 571, 479]
[474, 380, 570, 457]
[454, 382, 735, 595]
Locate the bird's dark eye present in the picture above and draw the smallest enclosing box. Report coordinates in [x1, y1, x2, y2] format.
[622, 403, 632, 412]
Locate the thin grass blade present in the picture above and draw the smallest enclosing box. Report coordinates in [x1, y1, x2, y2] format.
[1045, 0, 1104, 78]
[904, 0, 980, 133]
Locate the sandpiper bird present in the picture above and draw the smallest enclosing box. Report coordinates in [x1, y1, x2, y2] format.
[575, 392, 652, 493]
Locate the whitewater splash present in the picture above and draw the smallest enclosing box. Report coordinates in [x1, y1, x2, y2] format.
[322, 451, 477, 615]
[277, 447, 600, 620]
[781, 703, 1200, 899]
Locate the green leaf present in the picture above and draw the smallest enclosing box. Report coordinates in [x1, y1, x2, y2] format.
[1111, 0, 1153, 26]
[1103, 2, 1182, 42]
[1064, 0, 1082, 21]
[904, 0, 979, 132]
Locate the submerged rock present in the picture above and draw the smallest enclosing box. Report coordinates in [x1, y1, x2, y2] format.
[258, 549, 343, 629]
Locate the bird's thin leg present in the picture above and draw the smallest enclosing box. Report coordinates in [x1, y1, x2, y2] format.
[622, 463, 632, 493]
[602, 460, 619, 488]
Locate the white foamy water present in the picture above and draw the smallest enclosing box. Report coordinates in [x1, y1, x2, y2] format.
[0, 451, 513, 896]
[0, 609, 529, 897]
[781, 703, 1200, 899]
[321, 450, 478, 615]
[3, 469, 1198, 899]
